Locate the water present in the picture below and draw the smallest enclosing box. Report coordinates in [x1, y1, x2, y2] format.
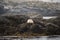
[0, 36, 60, 40]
